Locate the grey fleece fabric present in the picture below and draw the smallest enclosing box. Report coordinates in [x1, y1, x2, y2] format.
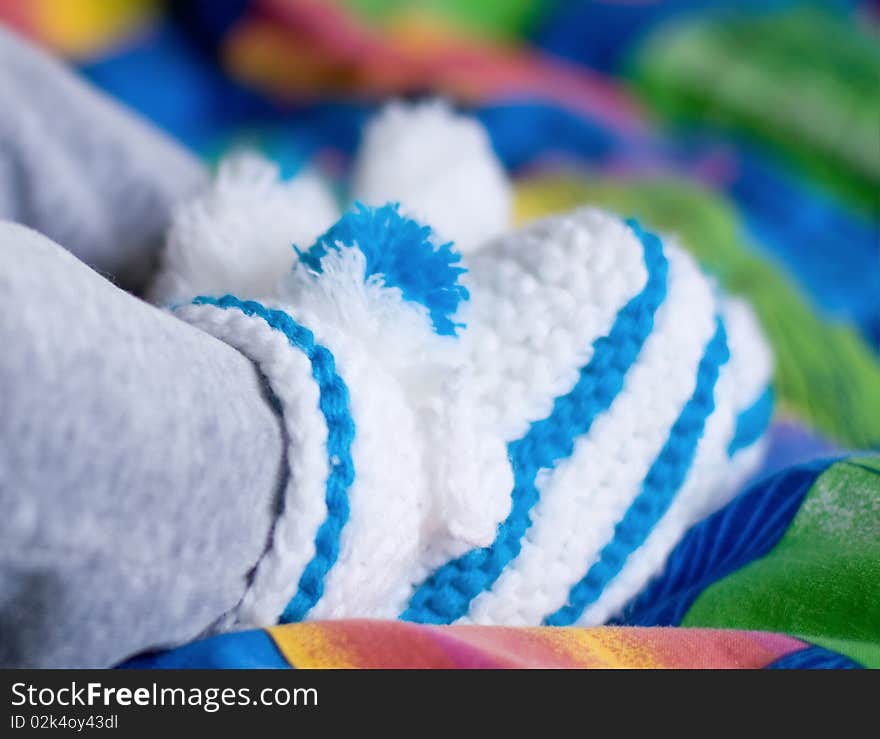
[0, 24, 207, 292]
[0, 223, 285, 668]
[0, 29, 286, 667]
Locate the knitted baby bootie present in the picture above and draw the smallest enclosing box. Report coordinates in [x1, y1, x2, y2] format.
[154, 103, 772, 629]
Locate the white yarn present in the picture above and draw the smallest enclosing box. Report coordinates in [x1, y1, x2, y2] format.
[461, 208, 648, 441]
[301, 310, 428, 619]
[465, 243, 716, 625]
[281, 246, 463, 392]
[575, 339, 740, 626]
[721, 295, 774, 414]
[416, 370, 513, 574]
[351, 100, 511, 253]
[274, 246, 512, 618]
[152, 152, 339, 305]
[561, 283, 773, 626]
[687, 295, 774, 522]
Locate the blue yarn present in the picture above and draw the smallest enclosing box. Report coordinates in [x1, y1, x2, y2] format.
[544, 318, 730, 626]
[191, 295, 355, 623]
[401, 220, 669, 624]
[728, 386, 774, 457]
[297, 203, 468, 336]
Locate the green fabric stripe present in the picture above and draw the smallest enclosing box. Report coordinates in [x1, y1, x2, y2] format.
[801, 634, 878, 670]
[629, 7, 880, 213]
[679, 457, 880, 668]
[342, 0, 543, 39]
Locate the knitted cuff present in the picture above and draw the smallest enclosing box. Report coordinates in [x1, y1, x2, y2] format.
[173, 298, 342, 627]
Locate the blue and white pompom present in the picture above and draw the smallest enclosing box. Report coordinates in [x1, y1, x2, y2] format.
[293, 202, 469, 337]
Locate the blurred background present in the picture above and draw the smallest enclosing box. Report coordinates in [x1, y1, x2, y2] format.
[1, 0, 877, 455]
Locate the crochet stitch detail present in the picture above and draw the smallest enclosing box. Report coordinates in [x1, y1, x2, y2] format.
[191, 295, 356, 623]
[297, 202, 468, 336]
[401, 220, 670, 624]
[544, 317, 730, 626]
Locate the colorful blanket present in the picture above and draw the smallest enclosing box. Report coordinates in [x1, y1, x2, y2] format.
[123, 623, 858, 669]
[3, 0, 877, 668]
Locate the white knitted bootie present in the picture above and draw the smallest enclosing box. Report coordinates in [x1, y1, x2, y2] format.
[154, 104, 772, 629]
